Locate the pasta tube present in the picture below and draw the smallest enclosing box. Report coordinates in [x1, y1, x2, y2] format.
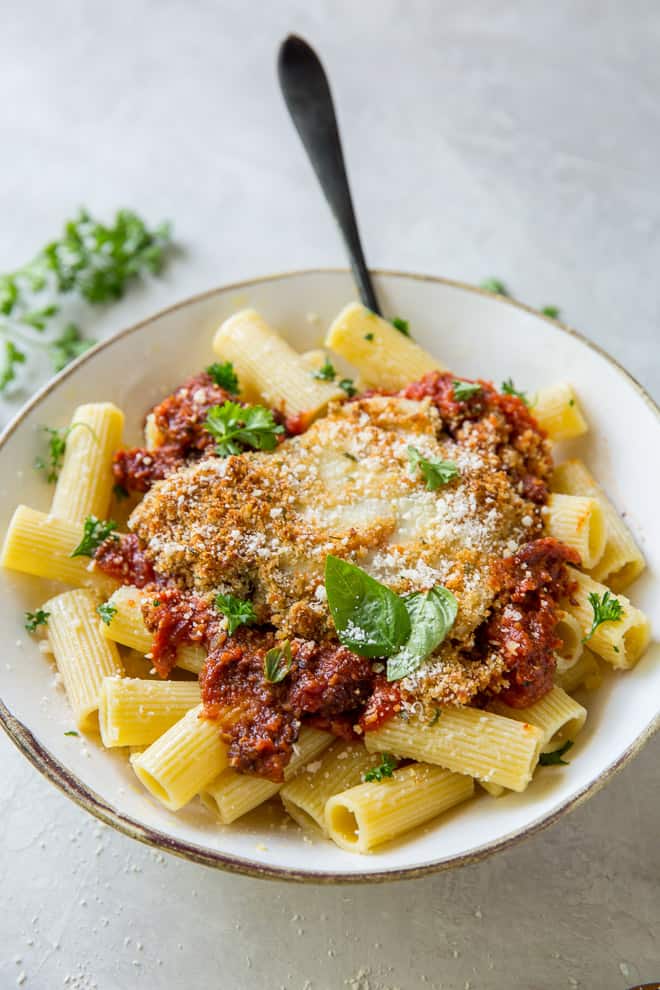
[1, 505, 117, 594]
[564, 569, 650, 669]
[200, 727, 332, 824]
[551, 459, 645, 590]
[489, 686, 586, 752]
[531, 383, 588, 440]
[554, 649, 602, 693]
[544, 493, 606, 570]
[100, 585, 206, 674]
[325, 763, 474, 853]
[45, 589, 124, 732]
[50, 403, 124, 525]
[131, 705, 228, 811]
[364, 709, 543, 792]
[280, 740, 382, 833]
[554, 610, 584, 675]
[213, 309, 344, 424]
[325, 302, 443, 390]
[99, 677, 201, 748]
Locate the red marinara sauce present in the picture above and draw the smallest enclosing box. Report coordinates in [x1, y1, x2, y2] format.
[485, 537, 579, 708]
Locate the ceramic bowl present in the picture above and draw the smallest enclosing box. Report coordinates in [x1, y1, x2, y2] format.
[1, 269, 657, 882]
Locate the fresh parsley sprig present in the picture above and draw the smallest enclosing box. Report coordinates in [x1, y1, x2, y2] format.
[312, 358, 336, 382]
[407, 446, 460, 491]
[24, 608, 50, 632]
[71, 516, 119, 558]
[539, 740, 574, 766]
[204, 401, 284, 456]
[480, 278, 509, 296]
[364, 753, 398, 782]
[0, 208, 173, 390]
[582, 591, 624, 643]
[215, 592, 257, 635]
[391, 317, 410, 337]
[338, 378, 357, 397]
[263, 641, 293, 683]
[207, 361, 239, 394]
[34, 422, 96, 483]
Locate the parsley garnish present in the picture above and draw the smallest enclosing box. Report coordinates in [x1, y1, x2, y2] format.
[204, 401, 283, 457]
[263, 641, 293, 683]
[206, 361, 239, 394]
[539, 740, 574, 766]
[97, 602, 117, 626]
[64, 730, 79, 737]
[24, 609, 50, 632]
[501, 378, 530, 406]
[0, 209, 173, 387]
[34, 422, 96, 483]
[391, 317, 410, 337]
[407, 446, 460, 490]
[339, 378, 357, 397]
[113, 483, 129, 501]
[214, 592, 257, 635]
[541, 306, 560, 319]
[452, 380, 481, 401]
[49, 323, 95, 371]
[0, 341, 26, 390]
[152, 599, 161, 607]
[364, 753, 398, 782]
[343, 451, 357, 462]
[582, 591, 624, 643]
[70, 516, 118, 557]
[481, 279, 509, 296]
[312, 358, 336, 382]
[364, 332, 374, 341]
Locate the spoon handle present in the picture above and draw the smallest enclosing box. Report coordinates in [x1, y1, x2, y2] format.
[278, 34, 381, 315]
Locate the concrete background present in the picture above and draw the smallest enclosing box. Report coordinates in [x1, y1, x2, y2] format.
[0, 1, 658, 987]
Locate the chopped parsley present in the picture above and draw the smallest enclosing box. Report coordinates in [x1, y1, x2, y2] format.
[343, 451, 357, 462]
[539, 740, 574, 766]
[214, 591, 257, 635]
[364, 332, 374, 341]
[70, 516, 118, 558]
[152, 599, 161, 607]
[35, 422, 96, 483]
[391, 317, 410, 337]
[49, 323, 95, 371]
[407, 446, 460, 490]
[541, 305, 560, 319]
[97, 602, 118, 626]
[312, 358, 336, 382]
[204, 401, 284, 456]
[452, 380, 481, 401]
[24, 608, 50, 632]
[64, 730, 80, 737]
[338, 378, 357, 397]
[206, 361, 239, 394]
[263, 641, 293, 683]
[0, 341, 26, 390]
[481, 278, 509, 296]
[501, 378, 530, 406]
[582, 591, 624, 643]
[364, 753, 398, 782]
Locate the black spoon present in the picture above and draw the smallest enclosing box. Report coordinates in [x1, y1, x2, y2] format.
[278, 34, 381, 316]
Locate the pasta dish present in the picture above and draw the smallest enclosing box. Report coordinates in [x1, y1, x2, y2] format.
[2, 302, 651, 853]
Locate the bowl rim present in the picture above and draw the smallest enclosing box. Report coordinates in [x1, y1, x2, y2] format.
[0, 266, 657, 884]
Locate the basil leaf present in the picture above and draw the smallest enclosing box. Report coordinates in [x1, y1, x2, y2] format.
[387, 586, 458, 681]
[324, 555, 410, 658]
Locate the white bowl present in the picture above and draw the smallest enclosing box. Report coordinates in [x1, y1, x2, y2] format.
[0, 269, 657, 882]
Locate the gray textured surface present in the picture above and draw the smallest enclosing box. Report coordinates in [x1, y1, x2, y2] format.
[0, 2, 658, 987]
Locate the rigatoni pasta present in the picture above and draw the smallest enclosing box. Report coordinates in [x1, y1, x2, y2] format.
[99, 677, 201, 747]
[325, 764, 474, 853]
[544, 493, 606, 570]
[45, 588, 124, 732]
[563, 569, 650, 669]
[325, 302, 443, 389]
[488, 686, 586, 752]
[531, 383, 588, 440]
[50, 403, 124, 525]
